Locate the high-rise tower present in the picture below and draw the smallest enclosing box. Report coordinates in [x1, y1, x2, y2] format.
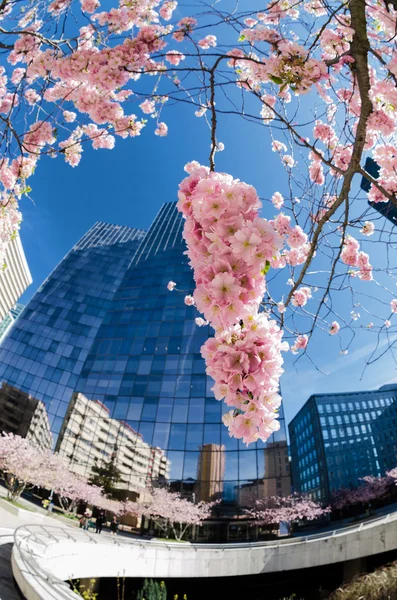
[74, 204, 291, 513]
[0, 222, 145, 439]
[0, 206, 291, 538]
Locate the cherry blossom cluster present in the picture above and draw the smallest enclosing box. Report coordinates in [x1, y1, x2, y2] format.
[290, 334, 308, 354]
[228, 39, 328, 96]
[202, 315, 287, 444]
[246, 493, 330, 533]
[178, 164, 284, 328]
[177, 162, 293, 444]
[341, 236, 373, 281]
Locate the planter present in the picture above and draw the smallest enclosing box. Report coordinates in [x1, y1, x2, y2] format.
[0, 497, 47, 523]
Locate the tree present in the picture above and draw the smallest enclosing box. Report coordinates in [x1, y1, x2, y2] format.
[2, 0, 397, 446]
[246, 493, 330, 535]
[0, 431, 107, 509]
[331, 473, 397, 512]
[137, 579, 167, 600]
[53, 471, 104, 514]
[89, 455, 122, 498]
[142, 487, 216, 540]
[0, 432, 59, 500]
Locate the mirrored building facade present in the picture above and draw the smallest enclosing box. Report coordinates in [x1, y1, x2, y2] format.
[0, 223, 145, 441]
[0, 204, 291, 538]
[74, 203, 290, 513]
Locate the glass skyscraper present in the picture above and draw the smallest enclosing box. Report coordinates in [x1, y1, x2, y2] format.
[0, 222, 145, 438]
[74, 204, 290, 522]
[0, 205, 291, 539]
[289, 385, 397, 502]
[0, 303, 25, 343]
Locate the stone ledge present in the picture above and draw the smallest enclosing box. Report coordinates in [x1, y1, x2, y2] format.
[0, 498, 47, 523]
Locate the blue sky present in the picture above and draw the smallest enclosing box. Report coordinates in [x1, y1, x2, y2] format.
[15, 3, 397, 427]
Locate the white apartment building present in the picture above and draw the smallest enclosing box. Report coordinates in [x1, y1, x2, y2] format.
[56, 393, 170, 496]
[0, 235, 32, 321]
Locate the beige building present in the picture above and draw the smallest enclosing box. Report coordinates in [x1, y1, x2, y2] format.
[0, 235, 32, 321]
[239, 441, 291, 506]
[55, 393, 170, 497]
[195, 443, 226, 502]
[0, 383, 52, 450]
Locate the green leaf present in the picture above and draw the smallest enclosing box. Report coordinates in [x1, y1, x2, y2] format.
[261, 261, 271, 276]
[270, 75, 283, 85]
[238, 34, 245, 41]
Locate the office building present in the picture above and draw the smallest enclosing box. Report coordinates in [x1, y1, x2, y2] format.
[0, 303, 25, 343]
[0, 206, 291, 537]
[0, 222, 145, 435]
[0, 235, 32, 321]
[289, 385, 397, 501]
[195, 444, 225, 502]
[75, 203, 291, 521]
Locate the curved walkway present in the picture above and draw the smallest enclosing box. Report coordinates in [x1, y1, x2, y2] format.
[11, 509, 397, 599]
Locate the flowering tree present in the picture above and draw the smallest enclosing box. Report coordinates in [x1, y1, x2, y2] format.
[142, 487, 215, 540]
[2, 0, 397, 445]
[0, 432, 59, 500]
[331, 474, 397, 512]
[246, 493, 330, 535]
[0, 431, 107, 510]
[53, 470, 104, 514]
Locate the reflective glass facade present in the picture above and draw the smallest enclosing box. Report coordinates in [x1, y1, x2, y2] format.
[289, 385, 397, 501]
[0, 303, 25, 343]
[74, 203, 291, 512]
[0, 222, 145, 440]
[0, 205, 291, 534]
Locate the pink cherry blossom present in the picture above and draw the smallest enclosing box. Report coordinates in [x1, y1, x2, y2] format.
[155, 122, 168, 136]
[290, 334, 308, 354]
[329, 321, 340, 335]
[198, 35, 217, 49]
[140, 100, 156, 114]
[167, 281, 176, 291]
[271, 192, 284, 210]
[81, 0, 100, 13]
[63, 110, 77, 123]
[195, 317, 208, 326]
[361, 221, 375, 236]
[291, 286, 312, 307]
[166, 51, 186, 66]
[184, 294, 195, 305]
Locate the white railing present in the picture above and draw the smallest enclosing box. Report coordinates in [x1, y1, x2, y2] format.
[10, 508, 397, 599]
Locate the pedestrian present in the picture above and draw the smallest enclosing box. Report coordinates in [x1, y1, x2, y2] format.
[110, 515, 119, 536]
[83, 508, 91, 531]
[79, 515, 86, 529]
[95, 511, 105, 534]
